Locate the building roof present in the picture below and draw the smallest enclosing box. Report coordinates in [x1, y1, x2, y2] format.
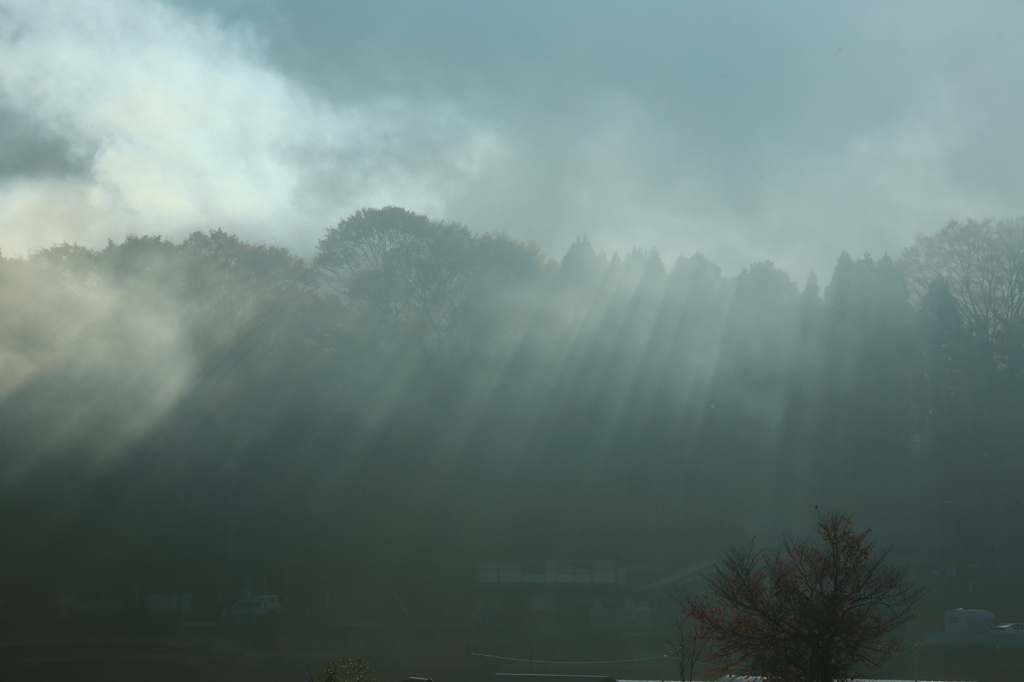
[644, 559, 717, 590]
[489, 675, 615, 682]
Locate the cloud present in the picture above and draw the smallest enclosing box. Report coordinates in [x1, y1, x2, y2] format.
[4, 0, 1024, 279]
[0, 0, 502, 256]
[214, 0, 1024, 277]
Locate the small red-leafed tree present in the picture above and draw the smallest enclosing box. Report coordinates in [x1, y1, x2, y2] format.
[683, 511, 925, 682]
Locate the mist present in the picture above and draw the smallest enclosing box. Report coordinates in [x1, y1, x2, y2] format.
[3, 211, 1024, 680]
[3, 2, 1024, 682]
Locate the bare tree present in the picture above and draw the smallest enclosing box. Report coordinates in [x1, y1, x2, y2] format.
[666, 614, 705, 682]
[900, 217, 1024, 343]
[684, 511, 925, 682]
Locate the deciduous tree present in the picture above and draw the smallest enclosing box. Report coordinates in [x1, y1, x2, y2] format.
[684, 511, 925, 682]
[899, 218, 1024, 345]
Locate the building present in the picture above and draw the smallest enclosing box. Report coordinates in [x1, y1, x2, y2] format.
[472, 558, 714, 631]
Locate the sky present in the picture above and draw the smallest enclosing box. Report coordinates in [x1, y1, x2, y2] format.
[2, 0, 1024, 278]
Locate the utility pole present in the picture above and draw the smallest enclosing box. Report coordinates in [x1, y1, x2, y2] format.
[284, 540, 291, 608]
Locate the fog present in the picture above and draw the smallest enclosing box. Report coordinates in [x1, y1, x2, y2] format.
[2, 3, 1024, 682]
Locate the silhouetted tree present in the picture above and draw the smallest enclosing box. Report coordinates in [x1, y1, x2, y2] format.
[684, 511, 925, 682]
[179, 228, 312, 353]
[314, 207, 475, 350]
[900, 218, 1024, 348]
[314, 207, 542, 357]
[666, 616, 706, 682]
[817, 253, 917, 511]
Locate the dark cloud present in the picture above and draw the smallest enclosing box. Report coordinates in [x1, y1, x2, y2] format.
[0, 105, 91, 179]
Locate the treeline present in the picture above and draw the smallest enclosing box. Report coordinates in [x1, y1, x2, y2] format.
[0, 209, 1022, 619]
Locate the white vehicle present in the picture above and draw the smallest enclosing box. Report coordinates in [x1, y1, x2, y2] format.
[223, 594, 283, 622]
[994, 622, 1024, 634]
[944, 608, 994, 634]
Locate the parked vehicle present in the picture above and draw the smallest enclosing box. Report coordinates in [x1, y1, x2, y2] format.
[944, 608, 994, 633]
[222, 594, 283, 622]
[994, 622, 1024, 634]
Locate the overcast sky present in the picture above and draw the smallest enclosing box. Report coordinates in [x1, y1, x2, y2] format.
[2, 0, 1023, 278]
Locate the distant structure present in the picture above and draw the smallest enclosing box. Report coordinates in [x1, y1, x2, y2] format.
[923, 607, 1024, 645]
[944, 608, 994, 634]
[487, 675, 615, 682]
[472, 559, 714, 631]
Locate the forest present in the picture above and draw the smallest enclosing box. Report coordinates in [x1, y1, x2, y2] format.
[1, 208, 1023, 626]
